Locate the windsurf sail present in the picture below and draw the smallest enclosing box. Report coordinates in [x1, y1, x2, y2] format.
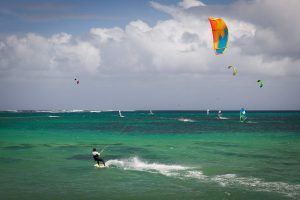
[240, 108, 247, 122]
[217, 110, 222, 119]
[119, 110, 124, 118]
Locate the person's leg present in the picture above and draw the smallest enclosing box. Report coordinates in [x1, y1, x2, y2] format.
[99, 158, 105, 166]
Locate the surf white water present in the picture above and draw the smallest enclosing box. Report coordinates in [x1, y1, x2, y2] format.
[217, 117, 229, 120]
[185, 172, 300, 198]
[246, 121, 258, 124]
[178, 118, 195, 122]
[69, 109, 84, 112]
[209, 174, 300, 198]
[106, 157, 300, 198]
[5, 110, 18, 112]
[48, 115, 60, 118]
[35, 110, 52, 113]
[106, 157, 190, 176]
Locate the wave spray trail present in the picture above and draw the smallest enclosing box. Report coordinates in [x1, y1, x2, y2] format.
[106, 157, 190, 176]
[106, 157, 300, 198]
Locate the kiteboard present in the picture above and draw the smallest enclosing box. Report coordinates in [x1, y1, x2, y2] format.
[217, 116, 228, 120]
[94, 164, 107, 169]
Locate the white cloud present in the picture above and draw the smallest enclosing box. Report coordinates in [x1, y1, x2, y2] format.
[178, 0, 206, 9]
[204, 0, 300, 59]
[50, 32, 72, 44]
[1, 0, 300, 110]
[1, 0, 300, 80]
[90, 27, 125, 43]
[0, 32, 101, 78]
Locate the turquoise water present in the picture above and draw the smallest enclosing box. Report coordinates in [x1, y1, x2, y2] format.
[0, 111, 299, 199]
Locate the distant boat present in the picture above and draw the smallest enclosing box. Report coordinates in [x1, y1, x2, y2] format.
[149, 110, 154, 115]
[119, 110, 124, 118]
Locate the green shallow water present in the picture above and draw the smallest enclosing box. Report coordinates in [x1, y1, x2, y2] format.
[0, 111, 299, 199]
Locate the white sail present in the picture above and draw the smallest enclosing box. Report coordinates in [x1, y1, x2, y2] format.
[149, 110, 154, 115]
[217, 110, 222, 119]
[119, 110, 124, 118]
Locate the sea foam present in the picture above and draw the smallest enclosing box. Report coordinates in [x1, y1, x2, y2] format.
[106, 157, 189, 176]
[106, 157, 300, 198]
[48, 115, 60, 118]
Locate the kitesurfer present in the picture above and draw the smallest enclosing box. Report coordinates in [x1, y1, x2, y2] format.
[92, 148, 106, 166]
[217, 110, 222, 119]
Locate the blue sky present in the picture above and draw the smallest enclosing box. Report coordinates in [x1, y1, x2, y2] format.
[0, 0, 299, 110]
[0, 0, 235, 35]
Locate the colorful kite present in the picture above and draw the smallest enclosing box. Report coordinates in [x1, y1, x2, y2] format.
[208, 17, 229, 55]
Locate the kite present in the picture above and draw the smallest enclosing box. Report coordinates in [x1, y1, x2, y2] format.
[257, 80, 264, 88]
[74, 78, 80, 85]
[228, 65, 237, 76]
[208, 17, 229, 55]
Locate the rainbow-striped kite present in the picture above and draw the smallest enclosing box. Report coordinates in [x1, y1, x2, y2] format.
[208, 17, 229, 55]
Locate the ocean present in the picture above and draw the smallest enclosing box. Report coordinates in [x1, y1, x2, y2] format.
[0, 110, 299, 199]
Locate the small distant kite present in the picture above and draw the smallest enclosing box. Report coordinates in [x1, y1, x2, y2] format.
[228, 66, 237, 76]
[208, 17, 229, 55]
[74, 78, 80, 85]
[257, 80, 264, 88]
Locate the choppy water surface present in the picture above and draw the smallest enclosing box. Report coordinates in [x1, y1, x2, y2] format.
[0, 111, 299, 199]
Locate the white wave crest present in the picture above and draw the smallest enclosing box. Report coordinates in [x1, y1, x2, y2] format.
[69, 109, 84, 112]
[104, 157, 300, 198]
[48, 115, 60, 118]
[210, 174, 300, 198]
[35, 110, 52, 113]
[106, 157, 189, 176]
[178, 118, 195, 122]
[246, 121, 258, 124]
[217, 117, 229, 120]
[185, 170, 209, 180]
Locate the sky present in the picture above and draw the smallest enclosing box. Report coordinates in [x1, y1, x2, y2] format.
[0, 0, 299, 110]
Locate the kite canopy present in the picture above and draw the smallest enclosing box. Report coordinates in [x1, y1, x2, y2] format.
[74, 77, 80, 85]
[208, 17, 229, 55]
[257, 80, 264, 88]
[228, 66, 237, 76]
